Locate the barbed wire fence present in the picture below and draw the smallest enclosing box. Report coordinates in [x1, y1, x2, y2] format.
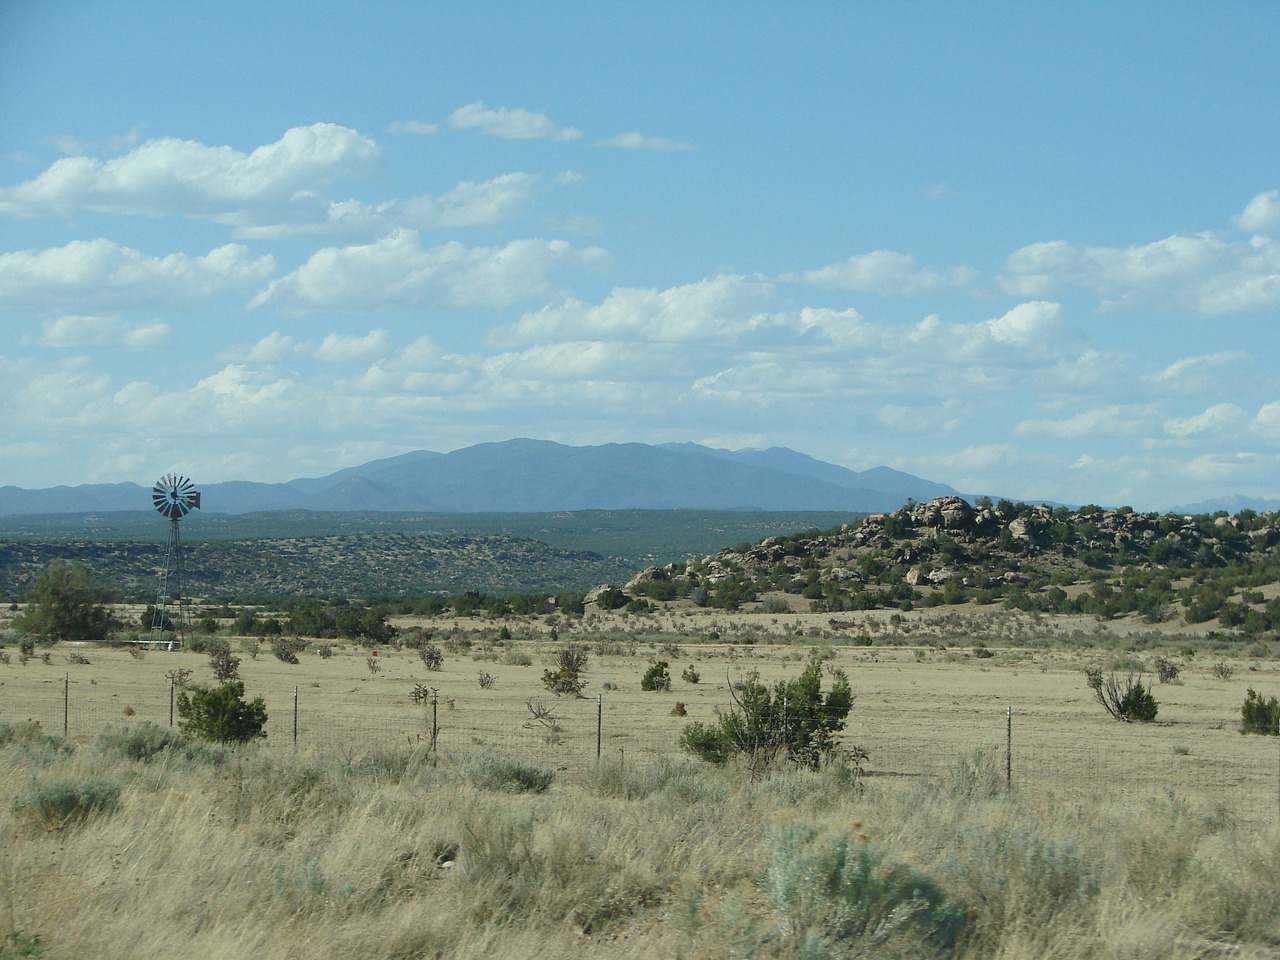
[3, 666, 1278, 829]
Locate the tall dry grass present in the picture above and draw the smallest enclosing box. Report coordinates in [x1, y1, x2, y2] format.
[2, 723, 1278, 959]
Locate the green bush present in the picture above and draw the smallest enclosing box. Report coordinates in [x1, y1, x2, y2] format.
[1240, 689, 1280, 735]
[765, 822, 966, 954]
[463, 755, 555, 793]
[1, 930, 45, 958]
[13, 779, 121, 830]
[0, 721, 72, 763]
[681, 659, 855, 771]
[640, 660, 671, 691]
[176, 681, 268, 744]
[1086, 669, 1158, 722]
[681, 664, 700, 684]
[95, 722, 228, 765]
[270, 636, 307, 664]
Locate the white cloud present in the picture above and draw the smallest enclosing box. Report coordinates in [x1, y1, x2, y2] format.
[37, 314, 170, 349]
[1149, 350, 1250, 387]
[398, 172, 545, 228]
[315, 329, 390, 362]
[1237, 189, 1280, 234]
[876, 403, 961, 435]
[1014, 405, 1154, 439]
[447, 102, 582, 141]
[980, 300, 1061, 347]
[244, 332, 304, 363]
[1163, 403, 1248, 437]
[507, 275, 777, 343]
[0, 123, 378, 223]
[0, 239, 274, 310]
[250, 229, 608, 311]
[1001, 232, 1280, 314]
[1254, 401, 1280, 438]
[597, 132, 694, 152]
[388, 120, 438, 135]
[789, 250, 977, 296]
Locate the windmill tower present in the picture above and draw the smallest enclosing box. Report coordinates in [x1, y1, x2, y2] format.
[151, 474, 201, 640]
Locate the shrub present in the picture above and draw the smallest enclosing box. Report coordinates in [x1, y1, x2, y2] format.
[1213, 661, 1235, 680]
[1240, 689, 1280, 735]
[208, 644, 240, 682]
[464, 755, 555, 793]
[316, 643, 333, 659]
[1154, 656, 1180, 683]
[765, 822, 966, 954]
[681, 659, 856, 771]
[0, 721, 71, 761]
[13, 779, 121, 830]
[681, 664, 700, 684]
[1085, 669, 1158, 722]
[418, 643, 444, 671]
[641, 661, 671, 691]
[270, 636, 307, 664]
[176, 681, 268, 744]
[478, 670, 495, 689]
[95, 722, 228, 765]
[543, 644, 589, 697]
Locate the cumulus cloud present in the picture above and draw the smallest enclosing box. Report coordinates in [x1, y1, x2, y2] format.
[0, 123, 378, 224]
[249, 229, 608, 311]
[506, 275, 777, 343]
[1014, 405, 1155, 439]
[447, 102, 581, 141]
[596, 132, 694, 151]
[1001, 232, 1280, 314]
[1163, 403, 1248, 437]
[37, 314, 170, 349]
[0, 239, 274, 310]
[315, 329, 390, 362]
[788, 250, 977, 296]
[1237, 189, 1280, 234]
[1150, 350, 1250, 387]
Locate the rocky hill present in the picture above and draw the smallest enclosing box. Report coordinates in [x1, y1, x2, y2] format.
[614, 497, 1280, 633]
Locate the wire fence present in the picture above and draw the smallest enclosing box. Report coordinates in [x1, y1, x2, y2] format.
[4, 663, 1278, 829]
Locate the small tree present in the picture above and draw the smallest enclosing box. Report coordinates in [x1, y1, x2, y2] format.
[1240, 689, 1280, 735]
[1086, 669, 1158, 722]
[641, 661, 671, 691]
[15, 560, 117, 644]
[543, 644, 589, 697]
[681, 659, 856, 773]
[176, 681, 268, 744]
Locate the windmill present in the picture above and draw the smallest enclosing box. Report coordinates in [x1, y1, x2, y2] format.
[151, 474, 201, 640]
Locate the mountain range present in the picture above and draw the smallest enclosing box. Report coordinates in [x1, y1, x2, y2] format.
[0, 439, 959, 517]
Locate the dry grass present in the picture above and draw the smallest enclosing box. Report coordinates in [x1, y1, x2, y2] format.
[3, 608, 1280, 957]
[2, 723, 1279, 959]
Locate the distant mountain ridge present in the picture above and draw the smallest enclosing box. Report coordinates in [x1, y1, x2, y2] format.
[0, 439, 959, 517]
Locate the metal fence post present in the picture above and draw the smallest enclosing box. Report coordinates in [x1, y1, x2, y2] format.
[169, 676, 175, 727]
[63, 672, 69, 738]
[597, 693, 602, 759]
[293, 685, 299, 747]
[431, 691, 439, 753]
[1006, 706, 1012, 789]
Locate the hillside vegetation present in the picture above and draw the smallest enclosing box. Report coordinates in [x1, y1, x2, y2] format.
[620, 497, 1280, 634]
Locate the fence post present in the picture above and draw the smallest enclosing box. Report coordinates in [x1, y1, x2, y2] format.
[293, 685, 299, 747]
[63, 672, 69, 738]
[1006, 706, 1012, 789]
[597, 693, 602, 759]
[169, 676, 175, 727]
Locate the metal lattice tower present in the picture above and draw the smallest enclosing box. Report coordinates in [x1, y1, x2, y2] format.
[151, 474, 200, 640]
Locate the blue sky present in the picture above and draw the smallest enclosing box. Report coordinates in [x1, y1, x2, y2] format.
[2, 2, 1278, 509]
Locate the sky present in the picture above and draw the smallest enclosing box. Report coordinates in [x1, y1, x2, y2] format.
[2, 2, 1279, 510]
